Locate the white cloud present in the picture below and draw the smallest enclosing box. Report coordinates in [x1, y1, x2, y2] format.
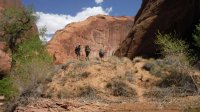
[95, 0, 104, 4]
[36, 6, 112, 41]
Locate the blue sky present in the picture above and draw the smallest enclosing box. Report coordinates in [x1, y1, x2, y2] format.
[22, 0, 142, 41]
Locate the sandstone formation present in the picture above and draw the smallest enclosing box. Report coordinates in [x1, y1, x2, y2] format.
[0, 42, 11, 77]
[116, 0, 200, 59]
[0, 0, 21, 9]
[47, 15, 134, 64]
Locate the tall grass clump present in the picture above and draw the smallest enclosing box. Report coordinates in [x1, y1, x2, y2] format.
[0, 77, 17, 100]
[152, 32, 199, 95]
[155, 32, 191, 65]
[11, 37, 53, 98]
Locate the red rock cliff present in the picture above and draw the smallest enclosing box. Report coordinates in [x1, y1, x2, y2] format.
[0, 0, 21, 10]
[47, 15, 134, 64]
[116, 0, 200, 59]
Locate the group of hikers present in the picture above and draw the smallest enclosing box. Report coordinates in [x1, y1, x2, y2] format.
[75, 45, 105, 60]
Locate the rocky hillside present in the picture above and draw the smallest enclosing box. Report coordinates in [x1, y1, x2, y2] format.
[116, 0, 200, 59]
[47, 15, 134, 64]
[14, 57, 200, 111]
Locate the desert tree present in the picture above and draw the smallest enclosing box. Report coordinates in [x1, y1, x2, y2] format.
[0, 7, 37, 53]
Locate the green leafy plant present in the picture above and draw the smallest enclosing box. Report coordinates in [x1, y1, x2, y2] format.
[0, 7, 36, 53]
[193, 21, 200, 47]
[11, 37, 53, 98]
[155, 32, 191, 65]
[0, 77, 17, 100]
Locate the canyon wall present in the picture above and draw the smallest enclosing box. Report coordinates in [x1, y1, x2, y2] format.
[47, 15, 134, 64]
[116, 0, 200, 59]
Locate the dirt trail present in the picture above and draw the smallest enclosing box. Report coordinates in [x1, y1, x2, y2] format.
[14, 98, 181, 112]
[105, 103, 180, 112]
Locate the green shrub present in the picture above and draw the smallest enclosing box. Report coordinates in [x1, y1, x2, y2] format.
[80, 72, 90, 78]
[79, 86, 96, 98]
[158, 70, 197, 93]
[156, 32, 190, 62]
[143, 59, 170, 78]
[0, 7, 36, 53]
[13, 37, 52, 64]
[107, 80, 136, 97]
[152, 33, 199, 95]
[10, 37, 53, 98]
[106, 82, 112, 88]
[0, 77, 17, 100]
[193, 21, 200, 48]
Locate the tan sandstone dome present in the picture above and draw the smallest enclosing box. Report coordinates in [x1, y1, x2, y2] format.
[47, 15, 134, 64]
[116, 0, 200, 59]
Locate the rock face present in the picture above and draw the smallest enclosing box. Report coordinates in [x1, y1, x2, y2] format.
[47, 15, 134, 64]
[0, 0, 21, 10]
[0, 42, 11, 77]
[116, 0, 200, 59]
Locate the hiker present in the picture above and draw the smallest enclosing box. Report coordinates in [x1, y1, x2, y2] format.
[75, 45, 81, 60]
[99, 48, 105, 59]
[85, 45, 91, 61]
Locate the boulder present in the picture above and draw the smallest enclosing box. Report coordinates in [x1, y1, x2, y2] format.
[0, 42, 11, 77]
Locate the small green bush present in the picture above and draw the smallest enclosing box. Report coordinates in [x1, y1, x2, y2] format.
[156, 32, 189, 55]
[0, 77, 17, 100]
[0, 7, 36, 53]
[143, 59, 170, 78]
[79, 86, 96, 98]
[107, 80, 136, 97]
[80, 72, 90, 78]
[106, 82, 112, 88]
[193, 21, 200, 48]
[158, 70, 197, 93]
[10, 37, 53, 98]
[13, 37, 52, 64]
[155, 32, 191, 64]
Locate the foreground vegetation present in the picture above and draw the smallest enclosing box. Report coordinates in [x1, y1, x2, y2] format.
[0, 7, 53, 112]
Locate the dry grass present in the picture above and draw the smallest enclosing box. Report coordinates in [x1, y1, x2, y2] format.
[11, 62, 54, 98]
[106, 79, 136, 97]
[78, 85, 97, 99]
